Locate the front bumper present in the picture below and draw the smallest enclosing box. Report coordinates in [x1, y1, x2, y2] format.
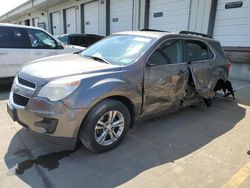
[7, 92, 88, 150]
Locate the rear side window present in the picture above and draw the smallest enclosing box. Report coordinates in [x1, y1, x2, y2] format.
[70, 36, 85, 46]
[0, 27, 26, 48]
[185, 40, 214, 62]
[148, 39, 183, 66]
[70, 36, 102, 47]
[210, 41, 226, 58]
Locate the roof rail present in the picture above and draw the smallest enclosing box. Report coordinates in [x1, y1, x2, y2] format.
[140, 29, 168, 32]
[179, 31, 213, 39]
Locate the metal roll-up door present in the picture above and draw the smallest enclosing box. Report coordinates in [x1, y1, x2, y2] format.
[213, 0, 250, 47]
[148, 0, 190, 31]
[51, 11, 61, 35]
[65, 7, 77, 34]
[110, 0, 134, 34]
[84, 1, 99, 34]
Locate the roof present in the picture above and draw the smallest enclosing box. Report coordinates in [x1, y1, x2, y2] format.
[0, 23, 44, 30]
[115, 31, 172, 39]
[114, 30, 216, 42]
[56, 33, 104, 37]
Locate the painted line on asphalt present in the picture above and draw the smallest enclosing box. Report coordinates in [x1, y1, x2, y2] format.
[222, 160, 250, 188]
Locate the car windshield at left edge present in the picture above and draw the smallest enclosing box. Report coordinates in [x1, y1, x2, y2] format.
[80, 34, 156, 65]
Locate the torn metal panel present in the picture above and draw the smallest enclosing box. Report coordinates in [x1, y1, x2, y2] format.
[188, 61, 219, 98]
[142, 63, 189, 116]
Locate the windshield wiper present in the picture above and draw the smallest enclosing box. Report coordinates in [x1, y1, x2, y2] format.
[84, 55, 110, 64]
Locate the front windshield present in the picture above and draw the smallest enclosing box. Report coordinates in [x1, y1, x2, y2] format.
[80, 35, 155, 65]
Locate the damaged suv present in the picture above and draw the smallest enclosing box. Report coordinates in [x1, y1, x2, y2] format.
[7, 30, 229, 153]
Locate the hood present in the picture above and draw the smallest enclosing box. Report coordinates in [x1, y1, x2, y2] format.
[65, 44, 85, 50]
[63, 45, 85, 53]
[20, 54, 120, 80]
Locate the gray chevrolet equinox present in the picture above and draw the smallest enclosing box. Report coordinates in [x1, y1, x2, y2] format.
[7, 30, 229, 153]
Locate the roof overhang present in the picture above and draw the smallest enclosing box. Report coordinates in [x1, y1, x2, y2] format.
[0, 0, 69, 22]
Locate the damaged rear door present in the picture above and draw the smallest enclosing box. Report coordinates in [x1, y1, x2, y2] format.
[184, 40, 218, 98]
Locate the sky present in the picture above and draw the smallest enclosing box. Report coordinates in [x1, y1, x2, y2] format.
[0, 0, 27, 17]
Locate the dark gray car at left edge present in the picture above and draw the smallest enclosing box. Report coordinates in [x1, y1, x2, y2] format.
[7, 30, 229, 153]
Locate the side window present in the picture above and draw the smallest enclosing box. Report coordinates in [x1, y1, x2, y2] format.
[27, 29, 57, 49]
[185, 40, 214, 62]
[148, 40, 183, 66]
[70, 36, 83, 46]
[0, 27, 26, 48]
[58, 36, 68, 44]
[210, 41, 226, 58]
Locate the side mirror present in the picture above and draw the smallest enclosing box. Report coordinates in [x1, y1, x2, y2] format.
[146, 60, 155, 67]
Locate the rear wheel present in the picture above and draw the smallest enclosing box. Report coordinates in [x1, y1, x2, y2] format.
[79, 99, 130, 153]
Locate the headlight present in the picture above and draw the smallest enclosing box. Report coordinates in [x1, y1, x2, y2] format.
[38, 77, 81, 102]
[11, 75, 18, 92]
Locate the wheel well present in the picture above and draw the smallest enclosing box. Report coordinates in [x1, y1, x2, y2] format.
[77, 96, 136, 142]
[107, 96, 136, 128]
[81, 96, 136, 130]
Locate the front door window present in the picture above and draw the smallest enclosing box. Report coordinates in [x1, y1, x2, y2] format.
[27, 29, 57, 49]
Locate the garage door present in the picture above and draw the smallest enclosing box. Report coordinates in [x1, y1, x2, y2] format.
[51, 11, 61, 35]
[213, 0, 250, 47]
[65, 7, 77, 34]
[110, 0, 134, 34]
[148, 0, 190, 32]
[84, 1, 99, 34]
[32, 17, 39, 27]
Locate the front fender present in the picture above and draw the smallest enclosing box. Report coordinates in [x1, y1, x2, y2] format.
[62, 77, 142, 115]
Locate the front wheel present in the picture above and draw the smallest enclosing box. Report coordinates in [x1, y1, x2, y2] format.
[79, 99, 131, 153]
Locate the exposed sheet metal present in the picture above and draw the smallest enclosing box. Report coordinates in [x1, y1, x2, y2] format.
[142, 63, 189, 116]
[189, 61, 220, 98]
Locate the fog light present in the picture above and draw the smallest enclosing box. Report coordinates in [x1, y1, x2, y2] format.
[34, 118, 58, 134]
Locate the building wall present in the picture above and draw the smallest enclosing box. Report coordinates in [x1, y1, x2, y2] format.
[213, 0, 250, 47]
[9, 11, 48, 29]
[3, 0, 214, 36]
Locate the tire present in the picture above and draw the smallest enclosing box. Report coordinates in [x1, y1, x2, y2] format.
[79, 99, 131, 153]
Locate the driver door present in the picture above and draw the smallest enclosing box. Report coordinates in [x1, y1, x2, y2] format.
[142, 39, 189, 116]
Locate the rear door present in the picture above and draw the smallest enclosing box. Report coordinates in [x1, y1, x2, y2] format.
[0, 27, 30, 78]
[184, 40, 217, 97]
[143, 39, 189, 116]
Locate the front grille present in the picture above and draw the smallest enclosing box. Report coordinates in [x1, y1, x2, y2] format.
[13, 93, 29, 106]
[18, 76, 36, 89]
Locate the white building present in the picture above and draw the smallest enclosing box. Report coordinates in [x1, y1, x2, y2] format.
[1, 0, 250, 80]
